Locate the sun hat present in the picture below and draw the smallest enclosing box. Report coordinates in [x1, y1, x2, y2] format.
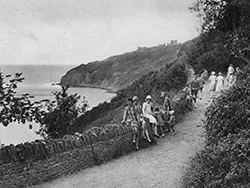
[211, 71, 215, 75]
[169, 110, 175, 115]
[145, 95, 152, 101]
[133, 96, 139, 101]
[219, 72, 223, 76]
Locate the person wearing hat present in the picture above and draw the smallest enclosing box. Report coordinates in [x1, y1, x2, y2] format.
[216, 72, 224, 95]
[190, 75, 200, 104]
[228, 64, 234, 76]
[159, 91, 166, 104]
[133, 96, 151, 143]
[142, 95, 159, 137]
[227, 64, 235, 87]
[183, 84, 193, 110]
[208, 71, 217, 98]
[122, 97, 140, 150]
[197, 73, 206, 100]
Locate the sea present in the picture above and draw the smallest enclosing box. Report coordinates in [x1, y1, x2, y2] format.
[0, 65, 116, 145]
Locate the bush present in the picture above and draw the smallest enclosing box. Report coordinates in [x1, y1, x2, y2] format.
[183, 130, 250, 188]
[37, 86, 88, 139]
[182, 66, 250, 188]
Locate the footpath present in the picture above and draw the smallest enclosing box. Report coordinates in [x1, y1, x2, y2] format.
[32, 85, 210, 188]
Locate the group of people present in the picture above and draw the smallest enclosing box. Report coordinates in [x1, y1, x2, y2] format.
[208, 64, 241, 98]
[120, 64, 242, 150]
[182, 73, 207, 109]
[121, 94, 176, 150]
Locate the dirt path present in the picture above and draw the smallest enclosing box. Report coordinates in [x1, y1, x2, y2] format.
[33, 86, 210, 188]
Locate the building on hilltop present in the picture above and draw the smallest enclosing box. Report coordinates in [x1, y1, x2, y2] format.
[170, 40, 178, 45]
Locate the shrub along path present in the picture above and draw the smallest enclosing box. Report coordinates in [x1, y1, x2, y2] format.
[32, 85, 210, 188]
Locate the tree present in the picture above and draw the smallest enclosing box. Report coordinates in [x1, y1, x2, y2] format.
[0, 71, 88, 139]
[190, 0, 250, 55]
[37, 86, 88, 138]
[0, 70, 4, 95]
[187, 0, 250, 73]
[0, 72, 44, 127]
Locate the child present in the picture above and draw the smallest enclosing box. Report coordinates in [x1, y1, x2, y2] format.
[154, 106, 165, 137]
[168, 110, 176, 135]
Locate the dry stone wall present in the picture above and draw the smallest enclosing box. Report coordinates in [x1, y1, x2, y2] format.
[0, 89, 189, 188]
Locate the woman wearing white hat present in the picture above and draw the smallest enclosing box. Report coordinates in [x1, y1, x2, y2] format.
[208, 71, 217, 98]
[216, 72, 224, 94]
[142, 95, 159, 137]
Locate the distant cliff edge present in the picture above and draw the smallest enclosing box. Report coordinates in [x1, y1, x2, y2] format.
[60, 44, 181, 91]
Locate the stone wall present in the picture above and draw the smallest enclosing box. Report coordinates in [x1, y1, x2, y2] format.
[0, 90, 189, 188]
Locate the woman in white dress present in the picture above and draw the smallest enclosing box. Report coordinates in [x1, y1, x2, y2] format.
[209, 71, 217, 98]
[142, 95, 159, 137]
[216, 72, 224, 94]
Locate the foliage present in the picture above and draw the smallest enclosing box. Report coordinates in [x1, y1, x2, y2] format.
[205, 78, 250, 144]
[0, 72, 44, 127]
[0, 71, 88, 139]
[37, 86, 88, 139]
[187, 0, 250, 73]
[183, 130, 250, 188]
[0, 71, 4, 95]
[182, 66, 250, 188]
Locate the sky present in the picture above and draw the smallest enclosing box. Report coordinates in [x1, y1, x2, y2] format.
[0, 0, 200, 65]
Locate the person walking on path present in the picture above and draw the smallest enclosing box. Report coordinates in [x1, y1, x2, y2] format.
[142, 95, 159, 137]
[227, 64, 235, 76]
[197, 75, 205, 100]
[133, 96, 151, 143]
[122, 97, 140, 150]
[216, 72, 224, 95]
[208, 71, 217, 98]
[227, 64, 235, 87]
[234, 67, 242, 84]
[190, 76, 200, 104]
[183, 84, 197, 109]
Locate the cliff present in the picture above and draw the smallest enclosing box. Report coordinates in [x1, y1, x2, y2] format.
[60, 44, 181, 91]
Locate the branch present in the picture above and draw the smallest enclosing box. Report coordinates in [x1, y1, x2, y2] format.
[234, 55, 250, 65]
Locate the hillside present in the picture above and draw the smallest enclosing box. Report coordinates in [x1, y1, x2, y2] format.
[60, 44, 181, 91]
[67, 41, 193, 134]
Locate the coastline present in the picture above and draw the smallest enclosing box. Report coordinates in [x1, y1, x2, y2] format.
[57, 83, 117, 94]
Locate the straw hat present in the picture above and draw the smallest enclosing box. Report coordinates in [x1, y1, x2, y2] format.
[169, 110, 175, 115]
[211, 71, 215, 75]
[145, 95, 152, 100]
